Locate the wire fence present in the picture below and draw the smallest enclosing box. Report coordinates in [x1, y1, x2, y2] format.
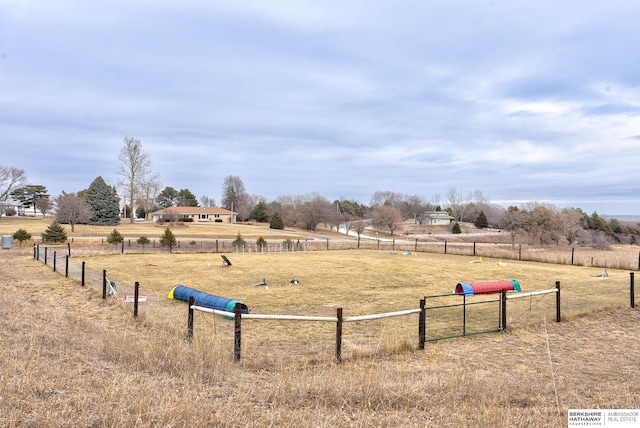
[27, 242, 639, 364]
[43, 236, 640, 271]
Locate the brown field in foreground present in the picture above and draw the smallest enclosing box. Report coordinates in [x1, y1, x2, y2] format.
[1, 241, 639, 427]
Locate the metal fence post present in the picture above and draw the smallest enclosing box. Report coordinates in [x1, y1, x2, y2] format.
[336, 308, 343, 364]
[81, 261, 85, 286]
[501, 289, 507, 332]
[234, 302, 242, 362]
[418, 298, 426, 350]
[555, 281, 561, 322]
[187, 296, 194, 343]
[630, 272, 635, 309]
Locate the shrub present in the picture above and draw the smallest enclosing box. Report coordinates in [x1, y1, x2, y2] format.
[452, 222, 462, 234]
[215, 218, 223, 223]
[256, 236, 267, 249]
[137, 236, 150, 246]
[106, 229, 124, 244]
[231, 233, 246, 247]
[283, 238, 293, 250]
[179, 217, 193, 222]
[13, 228, 32, 246]
[5, 207, 17, 216]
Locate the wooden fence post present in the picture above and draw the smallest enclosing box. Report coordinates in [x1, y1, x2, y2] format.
[444, 240, 447, 254]
[187, 296, 194, 343]
[134, 281, 140, 317]
[555, 281, 561, 322]
[501, 290, 507, 332]
[630, 272, 635, 309]
[102, 270, 107, 299]
[473, 242, 476, 256]
[418, 298, 426, 350]
[336, 308, 343, 364]
[571, 248, 575, 265]
[234, 302, 242, 362]
[414, 239, 418, 253]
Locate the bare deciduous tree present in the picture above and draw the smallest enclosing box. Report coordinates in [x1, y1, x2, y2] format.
[221, 175, 246, 217]
[55, 192, 93, 232]
[296, 193, 333, 231]
[118, 137, 152, 223]
[371, 205, 403, 235]
[200, 195, 216, 207]
[0, 166, 26, 212]
[136, 172, 162, 218]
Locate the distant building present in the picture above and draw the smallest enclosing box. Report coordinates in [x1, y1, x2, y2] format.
[424, 211, 455, 225]
[150, 206, 237, 223]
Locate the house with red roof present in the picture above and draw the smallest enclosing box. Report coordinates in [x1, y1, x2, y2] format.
[150, 206, 237, 223]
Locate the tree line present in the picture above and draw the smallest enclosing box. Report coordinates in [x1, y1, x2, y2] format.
[1, 138, 639, 248]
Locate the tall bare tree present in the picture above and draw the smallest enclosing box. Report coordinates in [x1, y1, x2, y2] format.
[0, 166, 26, 203]
[221, 175, 246, 214]
[118, 137, 152, 223]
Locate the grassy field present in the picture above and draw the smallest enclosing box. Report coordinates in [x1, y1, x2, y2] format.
[73, 249, 633, 363]
[1, 248, 639, 427]
[1, 218, 639, 426]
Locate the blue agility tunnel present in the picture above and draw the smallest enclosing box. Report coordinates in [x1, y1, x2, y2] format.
[168, 284, 249, 314]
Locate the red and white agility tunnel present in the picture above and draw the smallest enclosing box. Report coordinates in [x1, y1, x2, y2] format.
[454, 279, 521, 296]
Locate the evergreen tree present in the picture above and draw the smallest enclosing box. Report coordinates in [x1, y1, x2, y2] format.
[269, 212, 284, 230]
[85, 176, 120, 225]
[474, 211, 489, 228]
[251, 201, 270, 222]
[41, 221, 68, 243]
[159, 227, 177, 247]
[177, 188, 199, 206]
[106, 229, 124, 244]
[452, 222, 462, 234]
[11, 184, 49, 216]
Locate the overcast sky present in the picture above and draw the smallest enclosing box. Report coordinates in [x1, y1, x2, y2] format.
[2, 1, 639, 215]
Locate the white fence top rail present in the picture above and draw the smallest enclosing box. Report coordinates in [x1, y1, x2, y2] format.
[244, 314, 338, 322]
[190, 305, 419, 322]
[506, 288, 559, 300]
[343, 308, 421, 322]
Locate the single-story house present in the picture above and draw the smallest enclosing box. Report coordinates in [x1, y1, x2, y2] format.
[424, 211, 455, 225]
[151, 206, 237, 223]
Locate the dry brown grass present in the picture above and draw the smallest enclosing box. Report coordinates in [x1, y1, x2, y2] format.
[1, 229, 639, 426]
